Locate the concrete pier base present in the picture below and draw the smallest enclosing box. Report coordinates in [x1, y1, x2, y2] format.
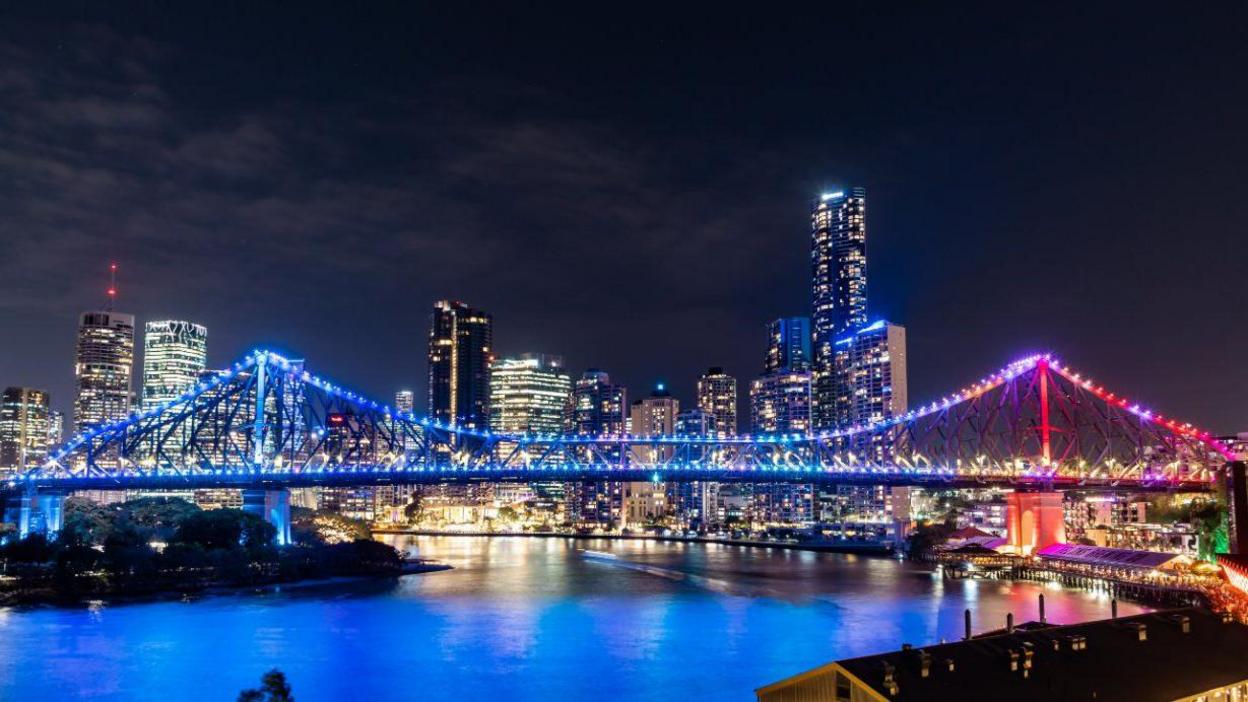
[243, 488, 291, 546]
[3, 489, 66, 539]
[1006, 491, 1066, 555]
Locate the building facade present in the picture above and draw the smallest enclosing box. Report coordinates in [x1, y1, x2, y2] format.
[394, 390, 414, 413]
[765, 317, 812, 373]
[749, 370, 813, 435]
[74, 311, 135, 432]
[141, 320, 208, 410]
[428, 300, 493, 430]
[696, 367, 737, 435]
[811, 188, 867, 429]
[832, 320, 908, 428]
[488, 354, 572, 436]
[0, 387, 51, 475]
[626, 386, 679, 525]
[571, 369, 628, 527]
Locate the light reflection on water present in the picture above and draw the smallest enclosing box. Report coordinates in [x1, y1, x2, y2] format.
[0, 536, 1145, 701]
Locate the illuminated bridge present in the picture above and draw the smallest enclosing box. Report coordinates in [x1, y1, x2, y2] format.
[4, 349, 1234, 544]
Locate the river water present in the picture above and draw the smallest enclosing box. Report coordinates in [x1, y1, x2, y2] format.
[0, 535, 1143, 701]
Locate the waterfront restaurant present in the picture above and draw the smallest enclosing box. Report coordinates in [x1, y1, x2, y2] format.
[755, 607, 1248, 701]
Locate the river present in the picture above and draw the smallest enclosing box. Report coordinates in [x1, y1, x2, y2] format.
[0, 535, 1144, 701]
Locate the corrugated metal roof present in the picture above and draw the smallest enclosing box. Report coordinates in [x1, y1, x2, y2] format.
[1036, 543, 1179, 569]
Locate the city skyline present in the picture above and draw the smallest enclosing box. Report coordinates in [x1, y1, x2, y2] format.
[2, 6, 1246, 436]
[2, 7, 1247, 702]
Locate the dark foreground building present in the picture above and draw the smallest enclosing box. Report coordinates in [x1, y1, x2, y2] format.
[756, 607, 1248, 702]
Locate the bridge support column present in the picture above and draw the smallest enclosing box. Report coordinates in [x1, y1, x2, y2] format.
[3, 489, 65, 539]
[1006, 491, 1066, 556]
[1227, 461, 1248, 555]
[243, 489, 291, 546]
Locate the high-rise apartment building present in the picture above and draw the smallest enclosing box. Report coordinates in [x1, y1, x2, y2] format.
[141, 320, 207, 410]
[765, 317, 812, 373]
[811, 187, 867, 429]
[630, 386, 679, 438]
[572, 370, 627, 437]
[696, 367, 737, 435]
[751, 316, 817, 525]
[571, 369, 628, 527]
[826, 321, 910, 532]
[811, 188, 868, 343]
[832, 320, 908, 428]
[74, 311, 135, 432]
[749, 371, 813, 434]
[0, 387, 51, 475]
[626, 385, 679, 525]
[428, 300, 493, 430]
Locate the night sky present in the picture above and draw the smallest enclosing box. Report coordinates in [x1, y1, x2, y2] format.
[2, 4, 1245, 433]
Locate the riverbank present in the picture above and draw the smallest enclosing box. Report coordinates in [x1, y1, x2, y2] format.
[373, 528, 896, 555]
[0, 560, 451, 608]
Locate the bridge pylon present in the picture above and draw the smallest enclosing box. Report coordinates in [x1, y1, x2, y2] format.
[242, 488, 291, 546]
[1228, 460, 1248, 555]
[3, 487, 66, 539]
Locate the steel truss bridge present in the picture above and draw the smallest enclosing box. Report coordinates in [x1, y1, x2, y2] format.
[13, 350, 1232, 494]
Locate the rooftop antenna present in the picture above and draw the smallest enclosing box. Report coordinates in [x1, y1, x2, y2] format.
[106, 262, 117, 311]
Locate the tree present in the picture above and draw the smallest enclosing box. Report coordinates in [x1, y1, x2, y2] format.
[61, 498, 119, 546]
[122, 497, 201, 541]
[2, 533, 58, 563]
[290, 508, 369, 545]
[237, 669, 294, 702]
[905, 521, 955, 561]
[402, 499, 423, 525]
[103, 521, 157, 576]
[173, 509, 276, 550]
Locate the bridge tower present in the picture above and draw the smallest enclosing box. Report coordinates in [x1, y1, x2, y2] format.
[3, 487, 66, 538]
[1005, 491, 1066, 555]
[243, 353, 292, 546]
[1228, 460, 1248, 555]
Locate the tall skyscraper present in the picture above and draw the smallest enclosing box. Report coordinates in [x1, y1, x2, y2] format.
[571, 369, 628, 528]
[0, 387, 50, 475]
[427, 300, 493, 430]
[74, 310, 135, 432]
[811, 188, 868, 341]
[696, 367, 737, 435]
[811, 187, 867, 429]
[765, 317, 812, 373]
[488, 355, 572, 436]
[141, 320, 208, 410]
[752, 315, 817, 525]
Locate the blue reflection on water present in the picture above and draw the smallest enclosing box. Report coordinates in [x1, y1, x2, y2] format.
[0, 536, 1144, 701]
